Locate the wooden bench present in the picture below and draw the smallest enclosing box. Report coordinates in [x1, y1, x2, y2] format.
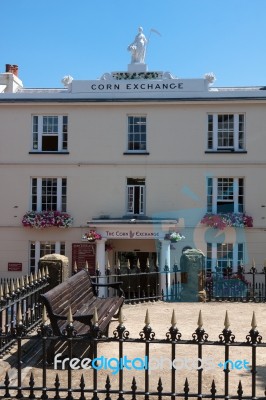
[40, 269, 124, 338]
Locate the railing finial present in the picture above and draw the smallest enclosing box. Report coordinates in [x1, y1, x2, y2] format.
[17, 303, 23, 324]
[42, 305, 48, 325]
[5, 281, 10, 297]
[92, 307, 99, 325]
[197, 310, 203, 328]
[67, 306, 73, 324]
[145, 309, 150, 326]
[0, 284, 4, 301]
[171, 309, 177, 327]
[251, 311, 257, 330]
[224, 310, 230, 329]
[85, 261, 89, 271]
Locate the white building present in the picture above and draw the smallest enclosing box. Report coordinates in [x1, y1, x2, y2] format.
[0, 33, 266, 280]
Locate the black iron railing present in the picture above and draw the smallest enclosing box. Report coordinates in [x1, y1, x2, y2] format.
[90, 262, 266, 303]
[0, 269, 49, 355]
[0, 308, 265, 399]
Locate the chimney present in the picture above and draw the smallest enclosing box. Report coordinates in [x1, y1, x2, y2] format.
[5, 64, 19, 77]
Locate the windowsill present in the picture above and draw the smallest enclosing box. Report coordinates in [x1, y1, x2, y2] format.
[29, 151, 70, 154]
[123, 152, 150, 155]
[205, 150, 247, 154]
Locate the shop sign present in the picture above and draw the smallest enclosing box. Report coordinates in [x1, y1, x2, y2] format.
[104, 230, 160, 239]
[8, 262, 22, 271]
[72, 243, 96, 274]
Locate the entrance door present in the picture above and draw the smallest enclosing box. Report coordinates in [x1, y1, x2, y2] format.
[117, 251, 157, 271]
[116, 251, 158, 300]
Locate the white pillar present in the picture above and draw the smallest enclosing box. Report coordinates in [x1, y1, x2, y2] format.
[159, 240, 171, 300]
[96, 238, 107, 297]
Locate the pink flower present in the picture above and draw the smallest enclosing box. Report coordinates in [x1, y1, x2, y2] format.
[201, 213, 253, 230]
[22, 211, 73, 229]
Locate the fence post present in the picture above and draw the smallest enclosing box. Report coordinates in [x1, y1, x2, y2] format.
[246, 312, 262, 399]
[15, 304, 26, 399]
[219, 311, 235, 398]
[192, 311, 209, 397]
[139, 310, 155, 400]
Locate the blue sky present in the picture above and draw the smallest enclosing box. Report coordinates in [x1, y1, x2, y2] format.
[1, 0, 266, 88]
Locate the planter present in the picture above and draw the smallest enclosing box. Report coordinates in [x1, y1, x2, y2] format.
[22, 210, 73, 229]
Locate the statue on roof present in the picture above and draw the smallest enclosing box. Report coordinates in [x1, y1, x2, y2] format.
[127, 27, 148, 64]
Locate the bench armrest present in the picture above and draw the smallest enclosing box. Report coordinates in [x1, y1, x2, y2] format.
[91, 281, 125, 297]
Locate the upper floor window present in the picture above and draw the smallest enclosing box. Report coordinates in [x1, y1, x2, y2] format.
[126, 178, 145, 215]
[207, 177, 244, 213]
[32, 115, 68, 152]
[127, 116, 147, 152]
[31, 177, 67, 212]
[207, 114, 245, 151]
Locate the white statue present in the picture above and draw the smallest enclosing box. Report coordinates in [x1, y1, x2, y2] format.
[128, 27, 148, 64]
[204, 72, 216, 85]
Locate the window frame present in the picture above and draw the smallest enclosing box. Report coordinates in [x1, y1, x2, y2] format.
[31, 177, 67, 212]
[207, 177, 244, 213]
[29, 241, 65, 274]
[207, 113, 245, 152]
[126, 115, 147, 153]
[206, 242, 244, 272]
[31, 115, 68, 153]
[126, 177, 146, 215]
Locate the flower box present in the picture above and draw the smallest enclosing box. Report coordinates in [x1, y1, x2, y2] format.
[22, 211, 73, 229]
[200, 212, 253, 230]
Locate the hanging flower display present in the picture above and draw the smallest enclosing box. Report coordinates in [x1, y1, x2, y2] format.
[22, 211, 73, 229]
[164, 232, 185, 242]
[200, 212, 253, 230]
[105, 242, 114, 252]
[82, 230, 102, 242]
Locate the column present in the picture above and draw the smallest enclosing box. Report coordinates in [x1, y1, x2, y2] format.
[159, 239, 171, 300]
[96, 238, 107, 297]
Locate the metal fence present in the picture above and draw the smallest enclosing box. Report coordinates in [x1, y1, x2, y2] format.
[205, 264, 266, 302]
[0, 308, 265, 399]
[0, 269, 49, 355]
[91, 265, 161, 303]
[90, 262, 266, 303]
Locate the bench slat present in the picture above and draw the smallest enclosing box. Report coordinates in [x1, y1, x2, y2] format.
[40, 269, 124, 336]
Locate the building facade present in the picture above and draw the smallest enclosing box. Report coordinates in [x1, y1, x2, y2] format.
[0, 54, 266, 280]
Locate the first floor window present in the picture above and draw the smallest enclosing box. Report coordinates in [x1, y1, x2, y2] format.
[207, 177, 244, 213]
[207, 113, 245, 151]
[206, 242, 244, 272]
[127, 116, 147, 152]
[126, 177, 145, 215]
[31, 177, 67, 212]
[32, 115, 68, 152]
[29, 241, 65, 274]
